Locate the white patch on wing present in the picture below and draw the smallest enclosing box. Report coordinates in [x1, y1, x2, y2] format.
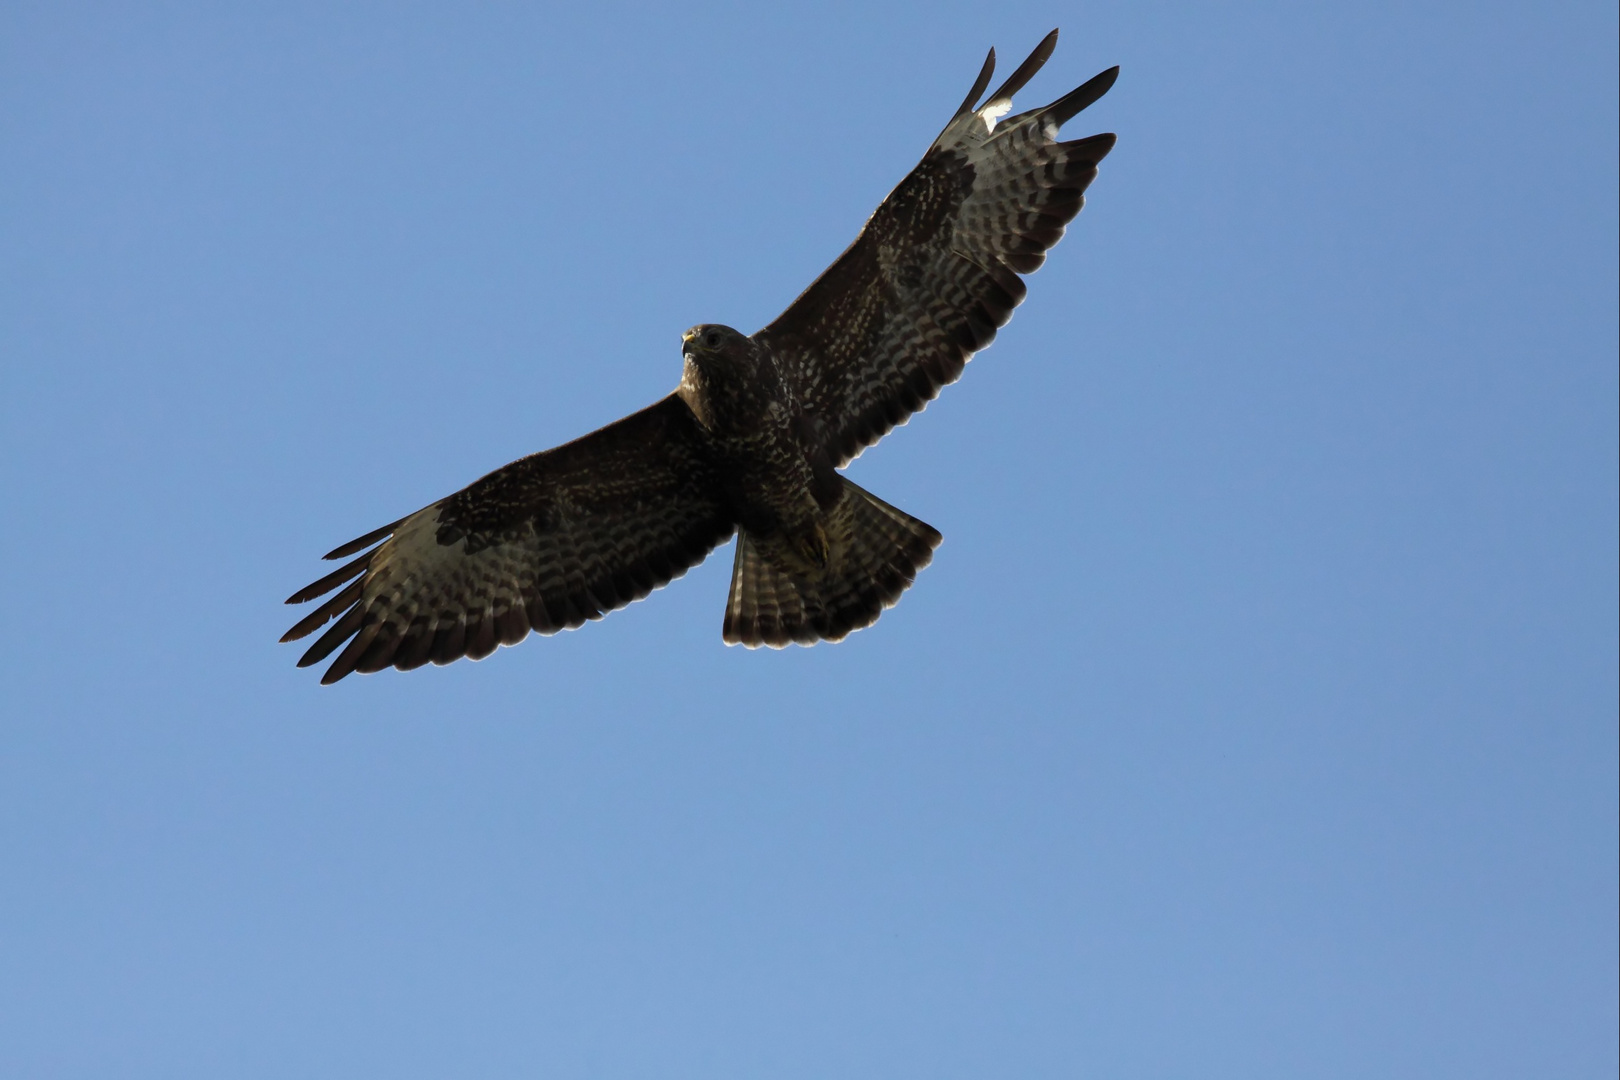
[980, 101, 1012, 132]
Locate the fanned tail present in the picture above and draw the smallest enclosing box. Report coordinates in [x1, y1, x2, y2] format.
[722, 480, 942, 648]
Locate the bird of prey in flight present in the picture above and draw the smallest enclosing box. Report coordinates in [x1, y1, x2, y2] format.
[283, 30, 1118, 682]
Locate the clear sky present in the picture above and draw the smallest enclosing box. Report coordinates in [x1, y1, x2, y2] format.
[2, 2, 1615, 1076]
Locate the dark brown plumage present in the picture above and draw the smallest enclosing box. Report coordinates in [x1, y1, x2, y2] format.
[283, 30, 1117, 682]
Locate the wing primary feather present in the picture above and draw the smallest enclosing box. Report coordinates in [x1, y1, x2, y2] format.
[1063, 131, 1118, 164]
[322, 517, 407, 561]
[281, 579, 365, 643]
[321, 620, 381, 684]
[983, 29, 1058, 108]
[356, 626, 405, 673]
[952, 47, 996, 118]
[285, 550, 373, 605]
[298, 604, 366, 667]
[1043, 66, 1120, 127]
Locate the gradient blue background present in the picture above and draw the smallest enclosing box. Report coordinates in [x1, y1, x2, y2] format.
[2, 2, 1615, 1076]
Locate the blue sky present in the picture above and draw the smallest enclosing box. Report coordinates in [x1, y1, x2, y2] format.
[1, 2, 1615, 1076]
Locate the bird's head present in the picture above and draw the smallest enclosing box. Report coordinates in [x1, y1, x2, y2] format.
[681, 324, 751, 374]
[678, 324, 761, 430]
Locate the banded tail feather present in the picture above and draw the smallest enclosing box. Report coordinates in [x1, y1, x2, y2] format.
[723, 479, 942, 648]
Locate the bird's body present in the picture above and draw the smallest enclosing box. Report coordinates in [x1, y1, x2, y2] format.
[283, 30, 1118, 682]
[679, 325, 842, 575]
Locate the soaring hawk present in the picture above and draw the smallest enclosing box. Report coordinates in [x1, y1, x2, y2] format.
[283, 31, 1117, 682]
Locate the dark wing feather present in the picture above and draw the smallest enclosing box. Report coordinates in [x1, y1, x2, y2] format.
[282, 394, 735, 683]
[756, 31, 1117, 468]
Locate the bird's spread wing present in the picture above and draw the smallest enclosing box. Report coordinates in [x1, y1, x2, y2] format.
[755, 30, 1117, 467]
[281, 395, 735, 683]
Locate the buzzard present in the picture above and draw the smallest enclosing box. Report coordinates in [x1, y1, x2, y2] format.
[283, 30, 1117, 682]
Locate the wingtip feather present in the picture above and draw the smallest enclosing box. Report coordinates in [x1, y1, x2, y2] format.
[954, 47, 997, 118]
[1045, 66, 1119, 127]
[1067, 131, 1117, 162]
[983, 29, 1058, 109]
[284, 550, 373, 605]
[322, 517, 406, 561]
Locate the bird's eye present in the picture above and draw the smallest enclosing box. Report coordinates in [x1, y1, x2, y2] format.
[704, 330, 722, 348]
